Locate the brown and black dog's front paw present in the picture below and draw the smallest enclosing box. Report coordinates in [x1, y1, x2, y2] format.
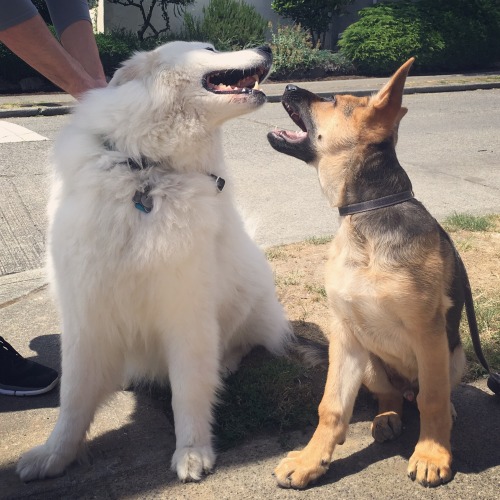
[407, 441, 452, 487]
[274, 449, 330, 489]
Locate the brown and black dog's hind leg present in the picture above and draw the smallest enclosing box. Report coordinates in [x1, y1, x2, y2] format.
[275, 316, 369, 489]
[363, 355, 404, 443]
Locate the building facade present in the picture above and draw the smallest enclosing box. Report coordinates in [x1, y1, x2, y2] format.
[93, 0, 381, 49]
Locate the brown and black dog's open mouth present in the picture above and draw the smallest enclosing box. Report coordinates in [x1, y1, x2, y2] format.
[267, 84, 322, 163]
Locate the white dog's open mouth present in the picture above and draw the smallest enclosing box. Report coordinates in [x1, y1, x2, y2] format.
[203, 65, 271, 95]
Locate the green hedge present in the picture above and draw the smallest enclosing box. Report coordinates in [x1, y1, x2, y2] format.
[270, 23, 354, 80]
[94, 29, 158, 75]
[183, 0, 267, 51]
[338, 0, 500, 75]
[0, 44, 41, 84]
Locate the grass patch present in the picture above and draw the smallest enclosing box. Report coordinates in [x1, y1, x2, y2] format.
[306, 235, 332, 245]
[276, 272, 302, 286]
[265, 247, 286, 261]
[154, 219, 498, 451]
[455, 237, 474, 253]
[304, 283, 327, 300]
[443, 212, 495, 232]
[212, 220, 499, 448]
[460, 295, 500, 381]
[213, 350, 320, 450]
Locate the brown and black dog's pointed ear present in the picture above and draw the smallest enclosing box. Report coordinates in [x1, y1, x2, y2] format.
[395, 106, 408, 126]
[370, 57, 414, 121]
[392, 106, 408, 145]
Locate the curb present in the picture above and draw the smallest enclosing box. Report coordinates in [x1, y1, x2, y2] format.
[0, 82, 499, 117]
[266, 81, 500, 103]
[0, 105, 72, 119]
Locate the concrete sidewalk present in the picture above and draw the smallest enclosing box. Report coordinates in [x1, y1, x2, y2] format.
[1, 72, 499, 499]
[1, 287, 499, 499]
[1, 70, 500, 117]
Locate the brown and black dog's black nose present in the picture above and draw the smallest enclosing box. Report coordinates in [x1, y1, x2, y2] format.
[284, 84, 328, 103]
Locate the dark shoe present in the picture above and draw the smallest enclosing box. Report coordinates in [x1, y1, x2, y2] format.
[0, 336, 59, 396]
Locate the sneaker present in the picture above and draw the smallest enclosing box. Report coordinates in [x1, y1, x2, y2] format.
[0, 336, 59, 396]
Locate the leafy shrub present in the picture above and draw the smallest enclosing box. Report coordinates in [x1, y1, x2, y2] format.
[95, 30, 141, 76]
[338, 1, 433, 75]
[94, 29, 164, 76]
[97, 29, 186, 76]
[183, 0, 267, 51]
[429, 0, 500, 66]
[338, 0, 500, 75]
[271, 0, 354, 46]
[269, 24, 354, 79]
[0, 44, 40, 84]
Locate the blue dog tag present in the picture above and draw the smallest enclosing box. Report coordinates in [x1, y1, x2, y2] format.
[133, 185, 153, 213]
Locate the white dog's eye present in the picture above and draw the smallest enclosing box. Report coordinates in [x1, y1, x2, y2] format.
[205, 47, 215, 52]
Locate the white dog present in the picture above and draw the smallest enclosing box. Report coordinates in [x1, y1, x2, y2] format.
[17, 41, 291, 483]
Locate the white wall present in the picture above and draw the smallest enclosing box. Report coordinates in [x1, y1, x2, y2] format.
[101, 0, 285, 40]
[99, 0, 382, 49]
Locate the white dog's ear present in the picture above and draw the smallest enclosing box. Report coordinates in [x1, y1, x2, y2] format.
[109, 50, 156, 86]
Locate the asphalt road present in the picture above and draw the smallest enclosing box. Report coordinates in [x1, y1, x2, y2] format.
[1, 88, 499, 499]
[1, 89, 499, 280]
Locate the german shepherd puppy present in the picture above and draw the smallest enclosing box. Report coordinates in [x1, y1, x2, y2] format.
[267, 59, 469, 488]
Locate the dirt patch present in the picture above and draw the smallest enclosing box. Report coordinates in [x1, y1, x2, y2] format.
[214, 219, 499, 446]
[268, 216, 500, 346]
[453, 229, 500, 297]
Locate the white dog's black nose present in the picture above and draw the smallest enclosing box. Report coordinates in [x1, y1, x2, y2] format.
[285, 84, 298, 92]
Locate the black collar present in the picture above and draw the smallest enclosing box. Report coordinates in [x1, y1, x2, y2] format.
[102, 140, 225, 214]
[338, 190, 414, 216]
[103, 140, 153, 170]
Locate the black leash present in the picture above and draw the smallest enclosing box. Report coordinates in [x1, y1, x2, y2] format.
[438, 225, 500, 396]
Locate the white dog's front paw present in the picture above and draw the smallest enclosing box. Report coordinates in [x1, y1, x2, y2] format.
[17, 444, 70, 482]
[171, 445, 215, 482]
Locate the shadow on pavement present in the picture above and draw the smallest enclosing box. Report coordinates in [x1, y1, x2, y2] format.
[2, 328, 499, 498]
[1, 389, 178, 499]
[294, 383, 500, 489]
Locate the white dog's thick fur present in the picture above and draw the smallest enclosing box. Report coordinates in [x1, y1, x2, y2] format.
[17, 42, 291, 483]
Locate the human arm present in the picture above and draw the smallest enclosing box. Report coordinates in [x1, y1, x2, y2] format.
[0, 1, 106, 99]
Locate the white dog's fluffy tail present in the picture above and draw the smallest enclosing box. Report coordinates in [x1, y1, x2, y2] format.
[289, 336, 329, 368]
